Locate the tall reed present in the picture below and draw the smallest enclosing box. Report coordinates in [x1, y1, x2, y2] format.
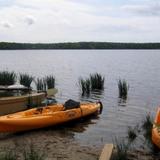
[44, 75, 55, 89]
[142, 114, 153, 145]
[79, 73, 104, 95]
[0, 71, 16, 86]
[35, 78, 47, 92]
[90, 73, 105, 90]
[127, 126, 138, 143]
[112, 138, 130, 160]
[118, 79, 129, 99]
[19, 73, 34, 88]
[79, 78, 91, 95]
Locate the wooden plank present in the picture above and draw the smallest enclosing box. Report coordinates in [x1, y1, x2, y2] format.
[99, 144, 114, 160]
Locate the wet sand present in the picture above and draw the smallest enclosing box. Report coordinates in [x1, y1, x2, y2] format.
[0, 127, 159, 160]
[0, 129, 101, 160]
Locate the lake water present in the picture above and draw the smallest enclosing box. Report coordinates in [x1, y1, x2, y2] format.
[0, 50, 160, 147]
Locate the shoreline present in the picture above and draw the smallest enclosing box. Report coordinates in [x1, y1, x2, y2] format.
[0, 129, 101, 160]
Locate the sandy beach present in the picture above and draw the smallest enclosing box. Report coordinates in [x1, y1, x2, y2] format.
[0, 128, 101, 160]
[0, 129, 159, 160]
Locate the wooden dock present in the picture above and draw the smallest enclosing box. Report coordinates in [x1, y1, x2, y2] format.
[0, 92, 45, 115]
[99, 144, 114, 160]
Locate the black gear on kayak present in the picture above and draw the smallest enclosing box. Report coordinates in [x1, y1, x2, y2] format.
[64, 99, 80, 110]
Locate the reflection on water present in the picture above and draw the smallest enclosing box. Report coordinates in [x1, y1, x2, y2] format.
[0, 50, 160, 147]
[118, 98, 127, 107]
[80, 89, 104, 102]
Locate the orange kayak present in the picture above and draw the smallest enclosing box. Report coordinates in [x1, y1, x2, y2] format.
[152, 107, 160, 148]
[0, 102, 102, 133]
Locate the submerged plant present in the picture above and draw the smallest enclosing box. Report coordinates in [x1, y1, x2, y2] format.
[19, 73, 34, 88]
[0, 71, 16, 86]
[118, 79, 129, 99]
[44, 75, 55, 89]
[90, 73, 105, 90]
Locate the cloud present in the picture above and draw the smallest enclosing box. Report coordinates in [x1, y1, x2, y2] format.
[122, 3, 160, 16]
[0, 0, 15, 8]
[0, 0, 160, 42]
[24, 15, 35, 25]
[24, 16, 35, 25]
[1, 21, 13, 28]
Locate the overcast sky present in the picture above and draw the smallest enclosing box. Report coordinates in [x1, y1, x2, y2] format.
[0, 0, 160, 43]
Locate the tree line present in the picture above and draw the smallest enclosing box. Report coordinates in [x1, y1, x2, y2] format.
[0, 42, 160, 49]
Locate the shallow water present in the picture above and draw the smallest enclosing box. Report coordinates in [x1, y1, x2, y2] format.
[0, 49, 160, 147]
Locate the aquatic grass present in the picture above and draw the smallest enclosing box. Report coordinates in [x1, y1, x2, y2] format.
[44, 75, 55, 89]
[127, 126, 137, 143]
[90, 73, 105, 90]
[141, 114, 160, 155]
[0, 71, 16, 86]
[142, 113, 153, 144]
[112, 138, 130, 160]
[23, 144, 45, 160]
[19, 73, 34, 88]
[79, 73, 104, 96]
[118, 79, 129, 99]
[35, 78, 47, 92]
[79, 78, 91, 95]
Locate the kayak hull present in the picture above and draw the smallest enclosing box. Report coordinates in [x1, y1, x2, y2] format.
[152, 107, 160, 148]
[0, 103, 101, 132]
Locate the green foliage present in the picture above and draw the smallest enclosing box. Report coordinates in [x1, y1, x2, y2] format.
[19, 73, 34, 88]
[0, 145, 45, 160]
[112, 138, 129, 160]
[0, 71, 16, 86]
[23, 144, 45, 160]
[79, 78, 91, 95]
[1, 42, 160, 49]
[118, 79, 129, 99]
[35, 78, 47, 92]
[142, 114, 153, 144]
[79, 73, 104, 96]
[90, 73, 104, 90]
[36, 75, 55, 92]
[0, 150, 17, 160]
[44, 75, 55, 89]
[127, 126, 137, 143]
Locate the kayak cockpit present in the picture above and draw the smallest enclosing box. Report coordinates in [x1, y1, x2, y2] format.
[2, 105, 65, 119]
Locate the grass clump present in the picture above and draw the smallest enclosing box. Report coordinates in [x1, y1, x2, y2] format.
[23, 144, 45, 160]
[142, 114, 153, 144]
[0, 150, 17, 160]
[79, 73, 105, 95]
[19, 73, 34, 88]
[90, 73, 105, 90]
[79, 78, 91, 95]
[127, 126, 138, 143]
[112, 138, 129, 160]
[118, 79, 129, 99]
[0, 71, 16, 86]
[35, 78, 47, 92]
[44, 75, 55, 89]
